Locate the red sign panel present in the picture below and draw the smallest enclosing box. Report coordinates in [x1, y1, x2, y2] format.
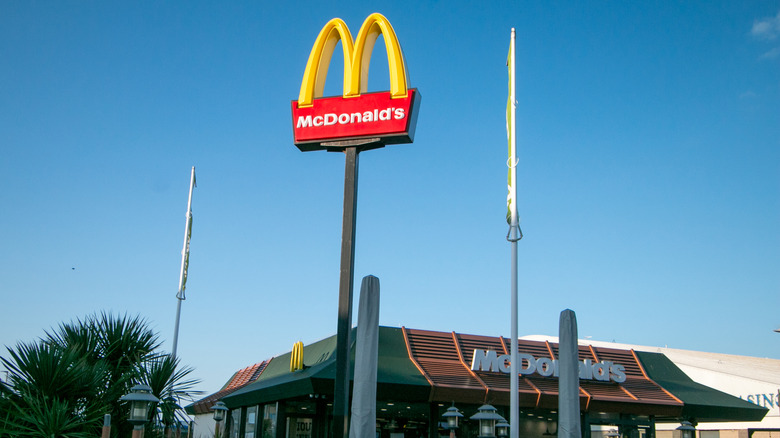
[291, 89, 420, 151]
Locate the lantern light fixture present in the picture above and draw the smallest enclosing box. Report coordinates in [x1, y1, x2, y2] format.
[495, 418, 510, 437]
[442, 403, 464, 430]
[470, 404, 506, 438]
[677, 420, 696, 438]
[120, 384, 159, 426]
[211, 401, 228, 423]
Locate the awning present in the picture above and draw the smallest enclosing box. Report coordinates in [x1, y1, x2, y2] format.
[221, 327, 430, 408]
[636, 351, 768, 422]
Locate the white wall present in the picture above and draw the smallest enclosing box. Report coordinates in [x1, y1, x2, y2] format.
[191, 413, 218, 438]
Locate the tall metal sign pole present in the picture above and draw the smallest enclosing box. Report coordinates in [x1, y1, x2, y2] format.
[329, 139, 383, 438]
[172, 166, 196, 359]
[291, 13, 421, 438]
[506, 28, 522, 438]
[334, 143, 359, 438]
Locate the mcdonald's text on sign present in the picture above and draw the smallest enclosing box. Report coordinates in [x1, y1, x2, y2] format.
[291, 13, 421, 151]
[292, 90, 419, 147]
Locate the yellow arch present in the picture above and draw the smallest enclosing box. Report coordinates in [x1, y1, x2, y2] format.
[297, 13, 409, 107]
[290, 341, 304, 372]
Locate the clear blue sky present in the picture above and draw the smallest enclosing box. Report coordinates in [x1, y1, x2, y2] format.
[1, 1, 778, 397]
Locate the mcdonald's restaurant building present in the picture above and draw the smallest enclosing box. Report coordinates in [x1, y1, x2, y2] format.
[186, 327, 770, 438]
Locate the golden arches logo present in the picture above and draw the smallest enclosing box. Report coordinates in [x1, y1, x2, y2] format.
[290, 341, 304, 372]
[297, 13, 409, 108]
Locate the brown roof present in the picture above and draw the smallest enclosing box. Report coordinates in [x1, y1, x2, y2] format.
[188, 360, 269, 414]
[402, 328, 683, 416]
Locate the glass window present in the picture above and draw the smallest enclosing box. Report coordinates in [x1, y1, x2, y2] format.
[244, 406, 258, 438]
[262, 403, 277, 438]
[287, 417, 313, 438]
[229, 408, 242, 438]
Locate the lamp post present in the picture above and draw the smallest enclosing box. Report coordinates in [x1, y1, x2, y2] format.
[120, 384, 160, 438]
[211, 401, 229, 438]
[442, 404, 464, 438]
[100, 414, 111, 438]
[676, 420, 696, 438]
[470, 404, 507, 438]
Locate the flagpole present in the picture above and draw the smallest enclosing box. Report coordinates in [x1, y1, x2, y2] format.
[171, 166, 196, 359]
[507, 28, 521, 438]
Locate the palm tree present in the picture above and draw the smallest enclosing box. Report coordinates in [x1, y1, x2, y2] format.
[45, 312, 162, 438]
[3, 393, 97, 438]
[141, 354, 201, 437]
[0, 340, 104, 437]
[0, 312, 200, 438]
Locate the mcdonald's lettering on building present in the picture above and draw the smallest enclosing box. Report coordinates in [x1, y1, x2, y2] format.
[291, 13, 421, 151]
